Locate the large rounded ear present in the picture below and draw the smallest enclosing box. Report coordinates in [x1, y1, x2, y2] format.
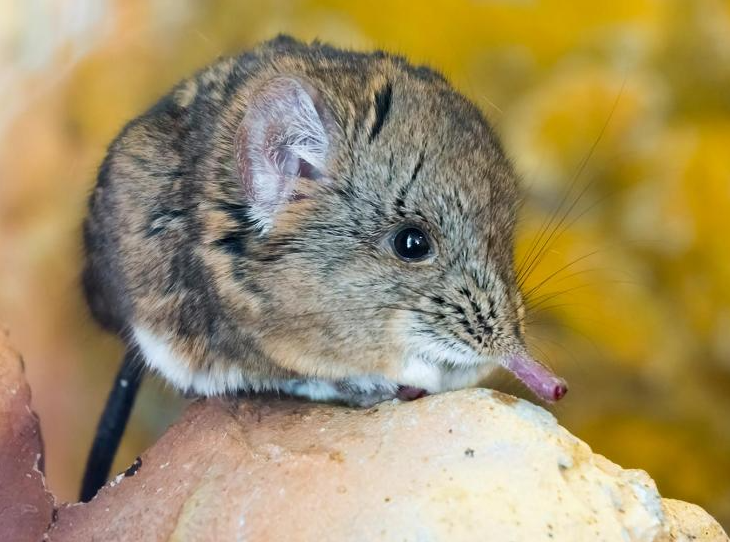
[235, 76, 332, 230]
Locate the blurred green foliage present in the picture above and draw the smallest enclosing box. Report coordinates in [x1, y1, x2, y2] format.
[0, 0, 728, 526]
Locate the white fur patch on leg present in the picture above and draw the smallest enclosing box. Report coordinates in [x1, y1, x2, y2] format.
[278, 380, 342, 402]
[132, 326, 246, 396]
[132, 326, 195, 390]
[398, 358, 443, 392]
[399, 354, 499, 393]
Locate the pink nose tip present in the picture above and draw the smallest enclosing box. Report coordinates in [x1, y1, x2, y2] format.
[552, 381, 568, 401]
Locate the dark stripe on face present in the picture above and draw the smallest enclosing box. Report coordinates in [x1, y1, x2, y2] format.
[410, 148, 425, 182]
[394, 147, 426, 216]
[368, 82, 393, 143]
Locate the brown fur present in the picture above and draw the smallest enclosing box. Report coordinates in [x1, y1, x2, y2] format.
[83, 35, 525, 403]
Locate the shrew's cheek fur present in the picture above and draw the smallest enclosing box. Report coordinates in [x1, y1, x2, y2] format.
[83, 34, 555, 406]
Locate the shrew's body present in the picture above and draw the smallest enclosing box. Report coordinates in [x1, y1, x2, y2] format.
[80, 35, 566, 501]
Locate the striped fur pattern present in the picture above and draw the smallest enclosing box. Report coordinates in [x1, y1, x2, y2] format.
[83, 36, 524, 406]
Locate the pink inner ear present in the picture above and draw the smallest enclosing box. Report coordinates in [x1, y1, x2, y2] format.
[295, 157, 323, 181]
[235, 76, 330, 217]
[278, 153, 322, 182]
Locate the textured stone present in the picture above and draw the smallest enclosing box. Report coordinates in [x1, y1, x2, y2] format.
[662, 500, 729, 542]
[47, 392, 728, 542]
[0, 329, 55, 542]
[0, 329, 725, 541]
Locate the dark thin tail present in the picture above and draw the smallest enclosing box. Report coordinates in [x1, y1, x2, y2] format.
[79, 347, 144, 502]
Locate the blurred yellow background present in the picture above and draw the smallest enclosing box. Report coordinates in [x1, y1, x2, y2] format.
[1, 0, 729, 527]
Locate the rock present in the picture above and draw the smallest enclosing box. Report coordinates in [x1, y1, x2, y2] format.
[0, 330, 725, 541]
[662, 500, 729, 542]
[0, 329, 55, 542]
[47, 393, 728, 542]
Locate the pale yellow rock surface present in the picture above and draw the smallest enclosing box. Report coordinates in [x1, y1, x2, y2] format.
[42, 389, 727, 542]
[0, 327, 725, 541]
[662, 500, 729, 542]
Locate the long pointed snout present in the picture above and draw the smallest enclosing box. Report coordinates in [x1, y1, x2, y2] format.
[502, 351, 568, 403]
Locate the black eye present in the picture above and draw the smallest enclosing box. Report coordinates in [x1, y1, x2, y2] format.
[392, 226, 432, 261]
